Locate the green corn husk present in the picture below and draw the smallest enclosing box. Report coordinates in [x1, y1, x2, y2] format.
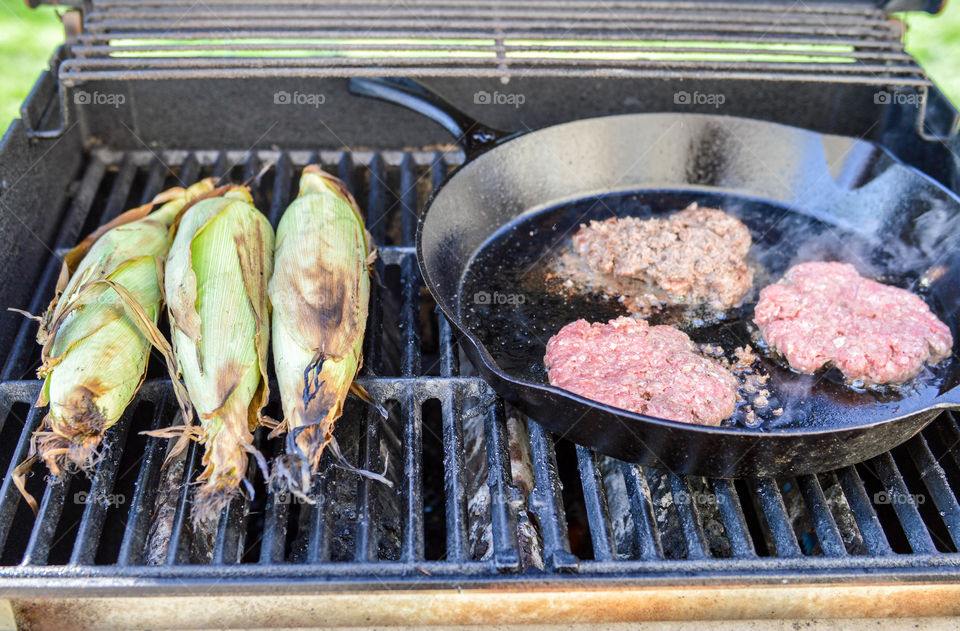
[11, 180, 208, 512]
[268, 166, 377, 498]
[163, 184, 274, 524]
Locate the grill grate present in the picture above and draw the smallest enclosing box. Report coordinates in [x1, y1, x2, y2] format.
[0, 148, 958, 593]
[57, 0, 931, 85]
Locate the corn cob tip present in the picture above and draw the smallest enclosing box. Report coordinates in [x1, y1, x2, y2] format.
[269, 455, 313, 505]
[35, 385, 113, 473]
[191, 446, 262, 526]
[12, 409, 110, 514]
[192, 478, 239, 526]
[192, 442, 265, 526]
[34, 427, 105, 476]
[271, 424, 394, 498]
[269, 425, 332, 501]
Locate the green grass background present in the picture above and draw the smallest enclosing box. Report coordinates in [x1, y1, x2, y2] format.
[0, 0, 958, 131]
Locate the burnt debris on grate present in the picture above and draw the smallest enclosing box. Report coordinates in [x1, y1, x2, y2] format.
[0, 148, 957, 584]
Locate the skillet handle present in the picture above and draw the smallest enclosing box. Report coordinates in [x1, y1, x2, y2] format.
[348, 77, 508, 159]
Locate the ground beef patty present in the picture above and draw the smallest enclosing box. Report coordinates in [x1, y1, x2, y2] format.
[754, 261, 953, 385]
[571, 204, 753, 309]
[544, 317, 738, 425]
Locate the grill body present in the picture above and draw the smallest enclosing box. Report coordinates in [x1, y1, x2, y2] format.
[1, 0, 959, 627]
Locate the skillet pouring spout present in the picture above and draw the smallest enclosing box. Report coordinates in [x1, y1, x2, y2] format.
[349, 76, 960, 477]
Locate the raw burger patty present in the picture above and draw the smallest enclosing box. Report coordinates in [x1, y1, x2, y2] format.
[544, 317, 738, 425]
[571, 203, 753, 309]
[754, 261, 953, 385]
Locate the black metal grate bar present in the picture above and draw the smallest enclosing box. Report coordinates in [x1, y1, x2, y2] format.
[930, 415, 960, 473]
[0, 392, 40, 557]
[400, 258, 422, 377]
[481, 399, 521, 570]
[621, 464, 664, 559]
[400, 394, 425, 561]
[797, 475, 847, 557]
[20, 479, 68, 566]
[869, 452, 938, 554]
[906, 434, 960, 550]
[712, 478, 754, 557]
[350, 155, 383, 565]
[163, 439, 202, 564]
[303, 473, 332, 564]
[834, 465, 893, 556]
[752, 478, 803, 557]
[67, 401, 138, 566]
[575, 445, 616, 561]
[526, 421, 577, 570]
[353, 412, 381, 563]
[668, 473, 709, 559]
[440, 388, 468, 561]
[210, 469, 251, 564]
[183, 153, 202, 181]
[256, 440, 290, 565]
[101, 156, 139, 223]
[139, 158, 168, 205]
[115, 393, 174, 566]
[399, 154, 419, 248]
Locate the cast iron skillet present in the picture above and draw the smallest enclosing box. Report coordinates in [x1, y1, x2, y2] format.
[349, 77, 960, 477]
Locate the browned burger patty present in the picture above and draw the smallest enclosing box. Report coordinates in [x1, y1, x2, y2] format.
[571, 204, 753, 309]
[544, 317, 738, 426]
[754, 261, 953, 385]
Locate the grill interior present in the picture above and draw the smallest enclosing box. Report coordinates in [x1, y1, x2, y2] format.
[0, 148, 958, 586]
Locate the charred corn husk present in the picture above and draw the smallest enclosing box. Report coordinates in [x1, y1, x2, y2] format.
[12, 181, 209, 511]
[268, 166, 373, 497]
[164, 185, 273, 524]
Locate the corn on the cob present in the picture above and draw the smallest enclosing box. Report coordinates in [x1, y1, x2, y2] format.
[268, 166, 374, 497]
[11, 181, 208, 511]
[164, 185, 273, 524]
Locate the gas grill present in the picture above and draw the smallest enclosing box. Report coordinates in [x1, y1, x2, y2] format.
[1, 0, 960, 628]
